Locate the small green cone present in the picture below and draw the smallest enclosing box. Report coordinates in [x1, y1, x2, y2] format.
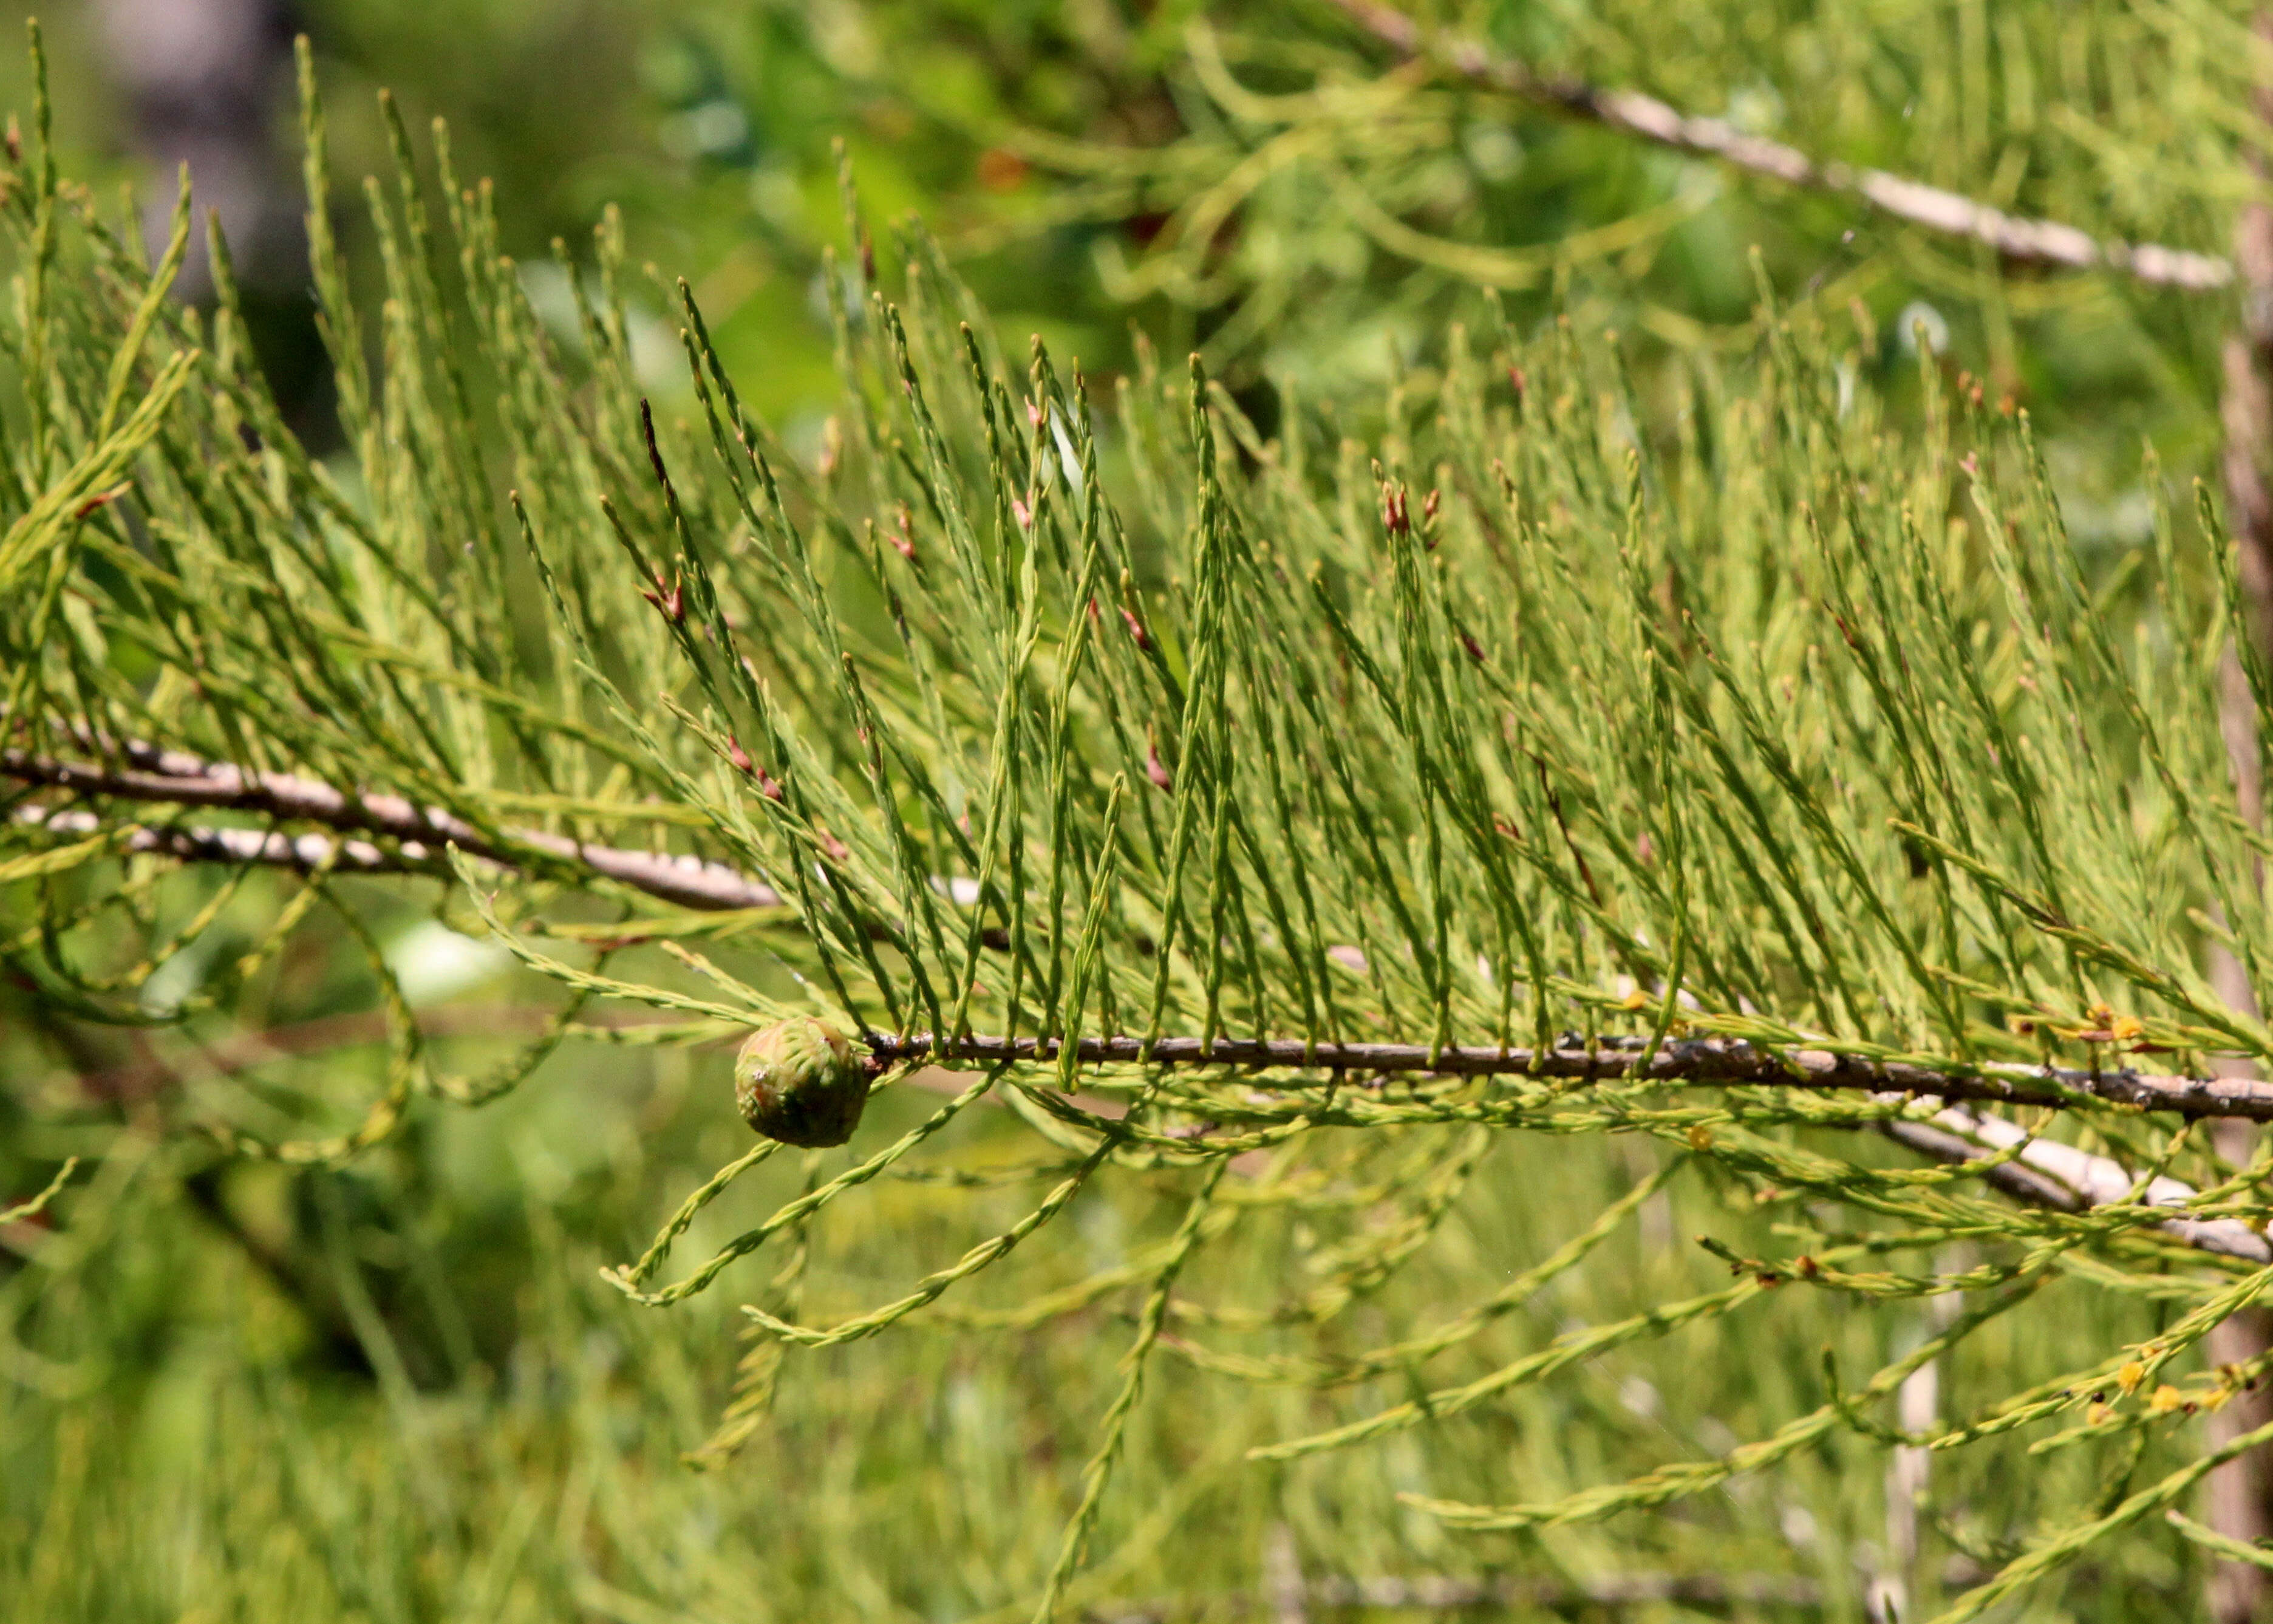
[734, 1018, 871, 1147]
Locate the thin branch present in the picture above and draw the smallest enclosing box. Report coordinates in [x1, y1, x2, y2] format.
[1884, 1109, 2272, 1263]
[23, 757, 2273, 1132]
[21, 803, 461, 882]
[867, 1031, 2273, 1123]
[1326, 0, 2234, 292]
[53, 1018, 2259, 1257]
[5, 746, 785, 912]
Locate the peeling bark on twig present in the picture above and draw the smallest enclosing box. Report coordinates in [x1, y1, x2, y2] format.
[6, 748, 786, 912]
[1326, 0, 2232, 292]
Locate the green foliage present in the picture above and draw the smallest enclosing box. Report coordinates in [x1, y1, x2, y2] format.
[641, 0, 2253, 430]
[9, 7, 2273, 1621]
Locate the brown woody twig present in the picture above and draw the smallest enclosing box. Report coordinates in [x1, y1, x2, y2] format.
[18, 746, 2273, 1123]
[868, 1030, 2273, 1124]
[5, 745, 783, 912]
[1327, 0, 2233, 292]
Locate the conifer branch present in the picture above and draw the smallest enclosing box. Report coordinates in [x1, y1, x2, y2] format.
[1327, 0, 2234, 292]
[871, 1032, 2273, 1124]
[16, 804, 460, 884]
[4, 745, 784, 912]
[1884, 1110, 2272, 1263]
[21, 737, 2273, 1131]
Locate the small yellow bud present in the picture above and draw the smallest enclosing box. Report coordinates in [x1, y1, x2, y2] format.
[2111, 1015, 2144, 1040]
[2118, 1361, 2147, 1394]
[2086, 1401, 2116, 1426]
[1620, 989, 1651, 1012]
[1686, 1124, 1714, 1151]
[2148, 1384, 2185, 1415]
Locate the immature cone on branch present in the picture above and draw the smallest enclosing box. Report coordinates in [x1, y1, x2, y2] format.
[734, 1018, 871, 1147]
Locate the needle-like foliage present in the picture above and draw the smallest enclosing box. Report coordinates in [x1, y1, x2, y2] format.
[12, 22, 2273, 1621]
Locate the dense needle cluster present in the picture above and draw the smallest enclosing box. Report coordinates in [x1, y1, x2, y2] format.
[8, 24, 2273, 1620]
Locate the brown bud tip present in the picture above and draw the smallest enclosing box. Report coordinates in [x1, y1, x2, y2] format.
[735, 1018, 871, 1147]
[72, 485, 126, 520]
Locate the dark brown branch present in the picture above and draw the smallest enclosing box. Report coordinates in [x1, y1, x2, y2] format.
[5, 746, 785, 912]
[19, 754, 2273, 1255]
[20, 746, 2273, 1125]
[867, 1031, 2273, 1123]
[1327, 0, 2233, 292]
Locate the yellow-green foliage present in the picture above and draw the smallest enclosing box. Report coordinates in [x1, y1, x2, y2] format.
[5, 15, 2273, 1623]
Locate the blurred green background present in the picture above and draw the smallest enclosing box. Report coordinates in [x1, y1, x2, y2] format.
[4, 1, 2266, 1617]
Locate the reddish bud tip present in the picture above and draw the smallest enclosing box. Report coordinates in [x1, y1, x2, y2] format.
[642, 575, 687, 624]
[1010, 496, 1034, 530]
[1026, 398, 1044, 430]
[726, 734, 755, 774]
[1507, 365, 1527, 399]
[1146, 740, 1172, 792]
[1383, 487, 1410, 536]
[1119, 606, 1150, 651]
[1423, 488, 1440, 522]
[756, 767, 785, 802]
[1458, 631, 1484, 664]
